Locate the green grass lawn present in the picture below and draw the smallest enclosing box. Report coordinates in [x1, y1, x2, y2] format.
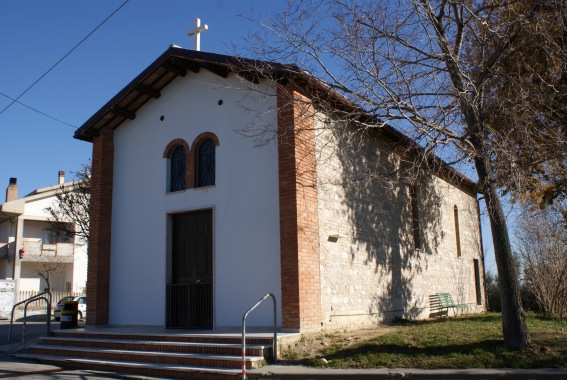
[300, 313, 567, 368]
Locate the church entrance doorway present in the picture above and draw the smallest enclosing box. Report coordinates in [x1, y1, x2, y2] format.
[167, 209, 213, 329]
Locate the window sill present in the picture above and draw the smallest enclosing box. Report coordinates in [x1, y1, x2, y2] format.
[193, 185, 216, 191]
[166, 185, 216, 195]
[166, 189, 188, 195]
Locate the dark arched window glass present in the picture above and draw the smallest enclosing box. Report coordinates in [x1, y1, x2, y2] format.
[170, 145, 186, 192]
[196, 139, 215, 187]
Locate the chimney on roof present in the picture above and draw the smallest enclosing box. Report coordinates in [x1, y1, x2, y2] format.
[58, 171, 65, 185]
[6, 178, 18, 202]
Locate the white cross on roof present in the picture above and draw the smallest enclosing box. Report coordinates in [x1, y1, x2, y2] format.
[187, 18, 208, 51]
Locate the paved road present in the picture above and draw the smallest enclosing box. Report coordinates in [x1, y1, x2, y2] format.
[0, 313, 86, 352]
[0, 316, 128, 380]
[0, 317, 52, 350]
[0, 354, 130, 379]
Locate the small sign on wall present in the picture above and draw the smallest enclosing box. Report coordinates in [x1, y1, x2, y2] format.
[0, 280, 16, 319]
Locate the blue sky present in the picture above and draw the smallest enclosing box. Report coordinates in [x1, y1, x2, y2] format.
[0, 0, 497, 273]
[0, 0, 283, 195]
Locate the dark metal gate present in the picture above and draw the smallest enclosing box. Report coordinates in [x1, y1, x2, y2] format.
[166, 283, 212, 329]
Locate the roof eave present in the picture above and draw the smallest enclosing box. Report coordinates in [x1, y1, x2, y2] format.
[74, 46, 479, 193]
[73, 47, 294, 142]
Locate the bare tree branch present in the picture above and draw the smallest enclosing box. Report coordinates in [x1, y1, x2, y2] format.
[45, 163, 91, 244]
[233, 0, 567, 349]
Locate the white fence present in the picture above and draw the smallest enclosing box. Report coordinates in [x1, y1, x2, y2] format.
[17, 290, 84, 309]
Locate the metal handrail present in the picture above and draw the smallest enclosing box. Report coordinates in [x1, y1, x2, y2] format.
[7, 291, 52, 347]
[241, 293, 277, 380]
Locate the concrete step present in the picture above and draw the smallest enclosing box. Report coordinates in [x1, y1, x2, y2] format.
[41, 336, 270, 357]
[26, 344, 264, 369]
[17, 354, 242, 380]
[26, 330, 275, 378]
[52, 330, 273, 345]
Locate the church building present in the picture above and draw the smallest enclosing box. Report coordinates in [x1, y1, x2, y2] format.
[75, 46, 485, 332]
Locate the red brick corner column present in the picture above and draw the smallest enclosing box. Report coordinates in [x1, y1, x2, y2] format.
[87, 126, 114, 326]
[277, 85, 321, 332]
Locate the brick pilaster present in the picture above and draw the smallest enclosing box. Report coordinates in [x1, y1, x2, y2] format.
[87, 126, 114, 326]
[277, 85, 321, 332]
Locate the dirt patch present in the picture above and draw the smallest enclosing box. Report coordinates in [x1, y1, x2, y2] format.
[279, 326, 396, 363]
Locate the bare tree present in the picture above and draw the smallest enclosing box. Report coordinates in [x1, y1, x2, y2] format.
[234, 0, 567, 349]
[516, 208, 567, 318]
[24, 255, 69, 293]
[45, 163, 90, 244]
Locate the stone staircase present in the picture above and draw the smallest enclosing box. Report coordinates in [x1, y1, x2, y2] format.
[19, 329, 274, 379]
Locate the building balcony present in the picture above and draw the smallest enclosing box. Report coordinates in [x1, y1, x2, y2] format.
[21, 240, 74, 263]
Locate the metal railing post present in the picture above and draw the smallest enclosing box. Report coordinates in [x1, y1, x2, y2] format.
[8, 291, 52, 347]
[22, 296, 49, 348]
[241, 293, 277, 380]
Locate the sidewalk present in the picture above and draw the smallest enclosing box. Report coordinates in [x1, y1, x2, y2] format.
[0, 320, 565, 380]
[248, 365, 567, 379]
[0, 354, 131, 379]
[0, 354, 565, 380]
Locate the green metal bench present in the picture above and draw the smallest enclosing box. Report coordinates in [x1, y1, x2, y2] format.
[437, 293, 467, 316]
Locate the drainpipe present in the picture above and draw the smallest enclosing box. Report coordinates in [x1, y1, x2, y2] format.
[477, 196, 487, 311]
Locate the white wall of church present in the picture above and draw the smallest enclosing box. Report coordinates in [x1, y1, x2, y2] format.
[314, 120, 485, 329]
[109, 70, 282, 327]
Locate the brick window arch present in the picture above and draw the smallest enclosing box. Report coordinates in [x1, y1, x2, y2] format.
[191, 132, 220, 188]
[163, 139, 191, 192]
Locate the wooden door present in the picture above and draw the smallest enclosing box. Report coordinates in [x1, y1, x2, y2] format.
[167, 209, 213, 328]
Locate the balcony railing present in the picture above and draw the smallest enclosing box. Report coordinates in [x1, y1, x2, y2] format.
[22, 240, 74, 262]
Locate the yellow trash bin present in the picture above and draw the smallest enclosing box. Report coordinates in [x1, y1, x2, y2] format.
[60, 300, 78, 329]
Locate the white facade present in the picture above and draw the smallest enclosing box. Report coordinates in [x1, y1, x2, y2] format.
[108, 71, 282, 327]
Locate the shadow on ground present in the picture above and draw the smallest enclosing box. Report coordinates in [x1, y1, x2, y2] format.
[14, 313, 53, 322]
[281, 314, 567, 369]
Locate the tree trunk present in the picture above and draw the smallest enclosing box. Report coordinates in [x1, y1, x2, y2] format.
[474, 153, 531, 349]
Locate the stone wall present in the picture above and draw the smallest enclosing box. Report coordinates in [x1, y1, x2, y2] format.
[314, 120, 485, 329]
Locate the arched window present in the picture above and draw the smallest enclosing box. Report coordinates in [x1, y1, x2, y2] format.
[170, 145, 186, 192]
[196, 139, 215, 187]
[454, 205, 462, 257]
[410, 184, 421, 250]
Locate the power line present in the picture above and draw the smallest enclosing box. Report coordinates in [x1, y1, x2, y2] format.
[0, 0, 130, 119]
[0, 92, 76, 128]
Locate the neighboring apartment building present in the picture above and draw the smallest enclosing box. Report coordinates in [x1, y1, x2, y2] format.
[0, 173, 87, 296]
